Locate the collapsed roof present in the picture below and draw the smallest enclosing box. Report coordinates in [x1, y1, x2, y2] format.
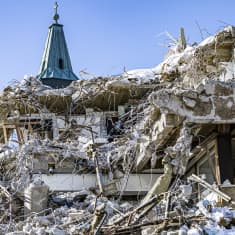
[1, 26, 235, 234]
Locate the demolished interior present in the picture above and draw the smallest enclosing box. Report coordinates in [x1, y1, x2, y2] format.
[2, 26, 235, 234]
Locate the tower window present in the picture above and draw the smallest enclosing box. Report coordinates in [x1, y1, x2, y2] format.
[59, 58, 64, 69]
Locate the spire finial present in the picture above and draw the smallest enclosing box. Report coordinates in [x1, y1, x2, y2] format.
[53, 2, 59, 23]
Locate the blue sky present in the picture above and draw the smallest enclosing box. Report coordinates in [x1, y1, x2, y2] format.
[0, 0, 235, 90]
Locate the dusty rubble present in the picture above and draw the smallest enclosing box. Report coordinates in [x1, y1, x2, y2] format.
[2, 26, 235, 234]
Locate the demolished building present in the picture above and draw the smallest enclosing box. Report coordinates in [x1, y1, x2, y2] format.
[2, 3, 235, 235]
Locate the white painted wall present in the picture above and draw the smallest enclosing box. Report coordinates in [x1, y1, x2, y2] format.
[33, 173, 160, 195]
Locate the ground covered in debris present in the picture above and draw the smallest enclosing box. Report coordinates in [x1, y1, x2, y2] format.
[1, 26, 235, 234]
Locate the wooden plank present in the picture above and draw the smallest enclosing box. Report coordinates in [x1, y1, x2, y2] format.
[215, 139, 221, 184]
[15, 126, 24, 145]
[2, 125, 8, 144]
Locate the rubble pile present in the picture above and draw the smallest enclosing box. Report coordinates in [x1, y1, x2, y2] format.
[1, 26, 235, 234]
[3, 179, 235, 235]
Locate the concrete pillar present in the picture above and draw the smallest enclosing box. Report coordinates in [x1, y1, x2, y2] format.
[24, 180, 49, 217]
[52, 116, 59, 139]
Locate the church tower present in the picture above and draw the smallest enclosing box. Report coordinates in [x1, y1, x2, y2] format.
[37, 2, 78, 88]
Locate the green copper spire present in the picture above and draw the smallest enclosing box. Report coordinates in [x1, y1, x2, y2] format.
[37, 2, 79, 88]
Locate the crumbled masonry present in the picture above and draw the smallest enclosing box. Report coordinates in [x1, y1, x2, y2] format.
[2, 26, 235, 234]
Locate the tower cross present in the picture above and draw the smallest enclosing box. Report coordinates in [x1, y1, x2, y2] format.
[53, 2, 59, 23]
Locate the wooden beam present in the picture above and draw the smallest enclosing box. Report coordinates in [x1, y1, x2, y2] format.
[15, 126, 24, 145]
[2, 125, 8, 144]
[214, 139, 221, 184]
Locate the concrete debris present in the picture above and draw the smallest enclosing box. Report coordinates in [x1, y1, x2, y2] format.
[2, 26, 235, 234]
